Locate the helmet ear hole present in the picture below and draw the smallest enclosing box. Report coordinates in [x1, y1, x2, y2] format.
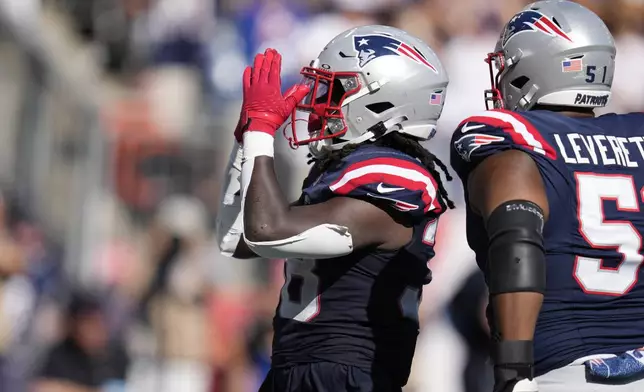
[366, 102, 395, 114]
[510, 76, 530, 89]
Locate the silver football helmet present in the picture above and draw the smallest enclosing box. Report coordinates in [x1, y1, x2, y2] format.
[286, 25, 449, 158]
[486, 0, 616, 111]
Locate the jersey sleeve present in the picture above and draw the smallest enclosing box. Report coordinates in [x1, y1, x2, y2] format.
[450, 109, 558, 181]
[323, 153, 443, 221]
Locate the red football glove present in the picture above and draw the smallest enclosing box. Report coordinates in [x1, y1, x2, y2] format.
[235, 48, 310, 142]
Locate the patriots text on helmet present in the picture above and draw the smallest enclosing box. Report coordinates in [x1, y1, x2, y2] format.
[573, 93, 609, 106]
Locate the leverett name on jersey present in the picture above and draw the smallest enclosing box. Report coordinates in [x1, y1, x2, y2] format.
[553, 130, 644, 167]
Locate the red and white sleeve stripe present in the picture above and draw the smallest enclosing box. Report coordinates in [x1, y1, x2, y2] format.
[459, 109, 557, 159]
[329, 157, 441, 213]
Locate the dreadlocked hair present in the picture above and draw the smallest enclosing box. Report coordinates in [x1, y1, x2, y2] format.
[306, 132, 455, 210]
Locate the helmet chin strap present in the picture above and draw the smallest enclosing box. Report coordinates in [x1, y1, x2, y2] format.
[306, 131, 374, 160]
[328, 115, 408, 151]
[516, 84, 540, 110]
[308, 116, 412, 159]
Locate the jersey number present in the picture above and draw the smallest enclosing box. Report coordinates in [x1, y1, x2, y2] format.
[278, 259, 424, 323]
[278, 259, 321, 322]
[574, 173, 644, 296]
[278, 218, 439, 322]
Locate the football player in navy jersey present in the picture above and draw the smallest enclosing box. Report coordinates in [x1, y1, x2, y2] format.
[216, 25, 454, 392]
[450, 1, 644, 391]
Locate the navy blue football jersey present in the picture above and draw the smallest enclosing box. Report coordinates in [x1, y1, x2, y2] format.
[450, 109, 644, 376]
[271, 144, 444, 387]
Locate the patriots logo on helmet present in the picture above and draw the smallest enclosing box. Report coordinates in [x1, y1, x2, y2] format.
[353, 34, 437, 73]
[502, 10, 573, 46]
[454, 133, 505, 162]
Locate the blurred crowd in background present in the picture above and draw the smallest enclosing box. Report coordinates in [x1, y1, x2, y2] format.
[0, 0, 642, 391]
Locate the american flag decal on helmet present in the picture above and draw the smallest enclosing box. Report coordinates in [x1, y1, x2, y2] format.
[502, 10, 573, 46]
[454, 133, 505, 162]
[562, 58, 583, 72]
[430, 91, 443, 105]
[353, 34, 438, 73]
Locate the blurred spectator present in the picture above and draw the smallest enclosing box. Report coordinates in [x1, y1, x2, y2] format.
[130, 196, 214, 392]
[0, 198, 25, 275]
[31, 292, 129, 392]
[132, 0, 215, 139]
[0, 190, 32, 389]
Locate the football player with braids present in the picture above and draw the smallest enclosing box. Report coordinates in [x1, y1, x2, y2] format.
[451, 1, 644, 391]
[217, 25, 453, 392]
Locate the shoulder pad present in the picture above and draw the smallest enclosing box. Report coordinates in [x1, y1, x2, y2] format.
[304, 146, 443, 220]
[450, 110, 558, 180]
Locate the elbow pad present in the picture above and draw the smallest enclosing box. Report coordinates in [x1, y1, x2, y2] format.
[244, 224, 353, 260]
[215, 142, 244, 256]
[485, 200, 546, 295]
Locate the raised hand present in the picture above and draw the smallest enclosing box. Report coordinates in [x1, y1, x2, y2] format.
[235, 48, 309, 142]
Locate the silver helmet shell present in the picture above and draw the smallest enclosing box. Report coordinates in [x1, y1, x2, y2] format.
[286, 25, 449, 158]
[486, 0, 616, 111]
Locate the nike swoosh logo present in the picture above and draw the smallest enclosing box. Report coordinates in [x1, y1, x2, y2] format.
[461, 123, 486, 133]
[377, 183, 405, 193]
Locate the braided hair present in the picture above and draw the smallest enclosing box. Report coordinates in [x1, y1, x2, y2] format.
[307, 132, 455, 211]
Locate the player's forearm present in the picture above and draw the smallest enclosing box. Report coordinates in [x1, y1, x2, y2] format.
[484, 199, 546, 387]
[240, 132, 292, 242]
[485, 199, 546, 341]
[467, 151, 549, 341]
[493, 292, 543, 340]
[465, 152, 549, 388]
[243, 156, 292, 242]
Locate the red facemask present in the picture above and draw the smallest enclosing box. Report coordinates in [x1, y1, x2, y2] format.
[484, 51, 506, 110]
[285, 67, 361, 149]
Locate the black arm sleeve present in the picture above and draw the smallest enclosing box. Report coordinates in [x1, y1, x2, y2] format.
[485, 200, 546, 295]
